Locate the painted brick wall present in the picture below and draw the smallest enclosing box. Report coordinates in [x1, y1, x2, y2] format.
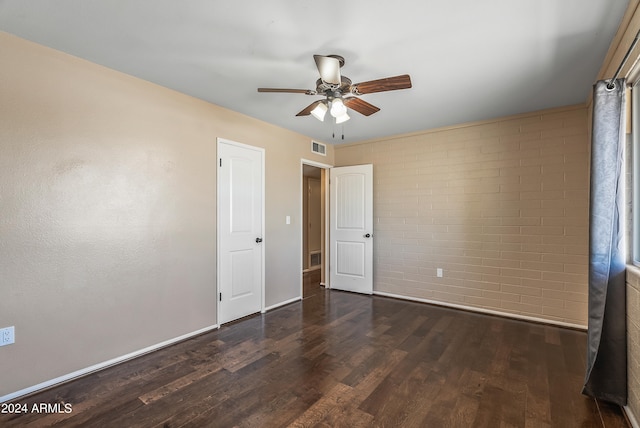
[334, 105, 589, 326]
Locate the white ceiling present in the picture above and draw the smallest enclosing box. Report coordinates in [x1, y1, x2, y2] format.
[0, 1, 629, 144]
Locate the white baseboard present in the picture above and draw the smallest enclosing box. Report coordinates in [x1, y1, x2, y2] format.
[263, 296, 301, 312]
[0, 324, 219, 404]
[373, 291, 587, 330]
[625, 406, 640, 428]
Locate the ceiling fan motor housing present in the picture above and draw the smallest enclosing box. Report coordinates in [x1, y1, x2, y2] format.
[327, 54, 345, 68]
[315, 77, 352, 97]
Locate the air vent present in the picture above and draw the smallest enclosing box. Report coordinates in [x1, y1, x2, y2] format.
[311, 141, 326, 156]
[310, 252, 322, 267]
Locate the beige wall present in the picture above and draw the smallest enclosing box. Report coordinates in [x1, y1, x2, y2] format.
[0, 32, 333, 398]
[334, 105, 590, 326]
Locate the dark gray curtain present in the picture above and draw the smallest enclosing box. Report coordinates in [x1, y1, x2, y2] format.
[582, 78, 627, 405]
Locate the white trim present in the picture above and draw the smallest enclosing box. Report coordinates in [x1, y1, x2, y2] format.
[217, 138, 266, 325]
[301, 158, 332, 169]
[323, 167, 330, 289]
[263, 296, 301, 312]
[625, 406, 640, 428]
[373, 291, 587, 330]
[260, 145, 266, 314]
[0, 324, 218, 403]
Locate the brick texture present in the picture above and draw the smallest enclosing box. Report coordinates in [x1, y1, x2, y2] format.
[334, 105, 589, 326]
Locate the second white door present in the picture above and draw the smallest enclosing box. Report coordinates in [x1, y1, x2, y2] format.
[218, 139, 264, 324]
[330, 164, 373, 294]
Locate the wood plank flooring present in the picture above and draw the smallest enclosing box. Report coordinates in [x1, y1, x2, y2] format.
[0, 289, 629, 427]
[303, 269, 322, 298]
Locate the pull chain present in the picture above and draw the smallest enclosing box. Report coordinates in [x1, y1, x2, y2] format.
[330, 119, 345, 140]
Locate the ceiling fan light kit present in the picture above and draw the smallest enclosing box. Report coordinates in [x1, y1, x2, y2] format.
[335, 112, 350, 124]
[310, 102, 328, 121]
[330, 98, 347, 117]
[258, 54, 412, 129]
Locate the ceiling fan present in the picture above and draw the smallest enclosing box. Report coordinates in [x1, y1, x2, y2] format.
[257, 54, 412, 124]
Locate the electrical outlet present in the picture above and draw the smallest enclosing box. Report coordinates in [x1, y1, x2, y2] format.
[437, 268, 443, 278]
[0, 326, 15, 346]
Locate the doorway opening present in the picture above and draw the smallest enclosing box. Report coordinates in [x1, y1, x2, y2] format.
[302, 162, 329, 298]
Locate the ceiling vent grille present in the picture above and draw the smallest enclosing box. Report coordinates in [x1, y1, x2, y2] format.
[311, 141, 326, 156]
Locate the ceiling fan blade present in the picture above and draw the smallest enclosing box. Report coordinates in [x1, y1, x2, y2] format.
[351, 74, 412, 95]
[296, 100, 323, 116]
[343, 97, 380, 116]
[258, 88, 316, 95]
[313, 55, 341, 85]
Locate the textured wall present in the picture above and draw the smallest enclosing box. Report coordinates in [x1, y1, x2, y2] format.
[0, 32, 332, 398]
[335, 106, 589, 326]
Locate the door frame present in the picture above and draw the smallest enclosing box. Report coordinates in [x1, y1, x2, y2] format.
[217, 137, 266, 325]
[300, 159, 332, 296]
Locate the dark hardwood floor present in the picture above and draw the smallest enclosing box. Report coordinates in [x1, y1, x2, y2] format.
[0, 289, 629, 427]
[303, 269, 322, 298]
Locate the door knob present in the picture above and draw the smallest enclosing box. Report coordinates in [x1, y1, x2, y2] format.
[255, 237, 263, 243]
[364, 233, 371, 238]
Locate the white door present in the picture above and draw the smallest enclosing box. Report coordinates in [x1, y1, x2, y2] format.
[218, 139, 264, 324]
[330, 164, 373, 294]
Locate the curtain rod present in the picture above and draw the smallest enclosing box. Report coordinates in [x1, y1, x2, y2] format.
[607, 29, 640, 89]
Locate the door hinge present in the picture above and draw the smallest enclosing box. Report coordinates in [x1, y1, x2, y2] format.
[219, 158, 222, 167]
[219, 292, 222, 302]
